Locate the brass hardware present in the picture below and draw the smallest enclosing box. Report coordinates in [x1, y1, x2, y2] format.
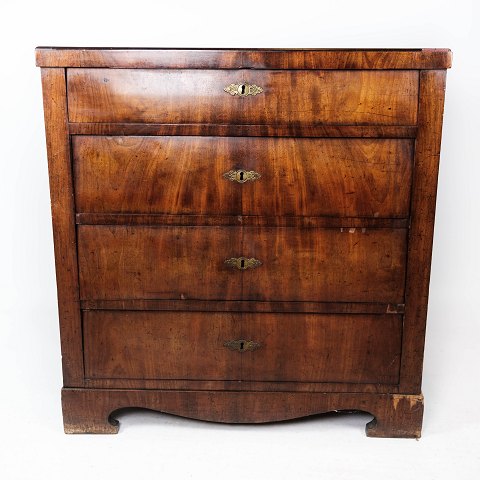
[225, 257, 262, 270]
[223, 169, 261, 184]
[224, 83, 263, 97]
[224, 339, 261, 352]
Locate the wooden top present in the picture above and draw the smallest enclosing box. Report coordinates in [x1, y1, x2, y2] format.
[36, 47, 452, 69]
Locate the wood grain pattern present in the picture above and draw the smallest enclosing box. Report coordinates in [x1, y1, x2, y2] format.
[84, 311, 241, 380]
[240, 313, 402, 383]
[83, 311, 402, 384]
[400, 70, 448, 392]
[242, 227, 407, 303]
[242, 138, 412, 217]
[61, 388, 424, 438]
[67, 69, 418, 125]
[77, 226, 407, 303]
[78, 226, 241, 301]
[73, 136, 413, 218]
[36, 47, 451, 69]
[73, 136, 241, 216]
[40, 69, 84, 387]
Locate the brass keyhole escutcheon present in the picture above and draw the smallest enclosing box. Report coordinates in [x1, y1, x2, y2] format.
[223, 169, 261, 183]
[224, 339, 261, 352]
[224, 257, 262, 270]
[224, 82, 264, 97]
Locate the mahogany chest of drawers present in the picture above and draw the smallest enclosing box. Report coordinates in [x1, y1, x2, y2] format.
[36, 47, 451, 437]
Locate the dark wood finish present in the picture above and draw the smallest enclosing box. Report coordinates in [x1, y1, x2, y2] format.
[77, 226, 241, 301]
[77, 226, 407, 303]
[239, 313, 401, 383]
[75, 213, 409, 228]
[38, 48, 450, 437]
[400, 71, 448, 393]
[73, 136, 412, 218]
[40, 69, 84, 387]
[36, 47, 451, 70]
[62, 388, 424, 438]
[242, 138, 412, 217]
[80, 299, 405, 314]
[83, 311, 402, 384]
[67, 69, 418, 125]
[73, 136, 239, 216]
[68, 123, 418, 138]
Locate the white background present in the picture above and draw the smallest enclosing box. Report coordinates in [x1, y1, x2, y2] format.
[1, 0, 479, 478]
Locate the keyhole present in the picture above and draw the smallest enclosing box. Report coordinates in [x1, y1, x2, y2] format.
[239, 171, 244, 181]
[240, 84, 246, 95]
[239, 341, 245, 350]
[240, 259, 245, 269]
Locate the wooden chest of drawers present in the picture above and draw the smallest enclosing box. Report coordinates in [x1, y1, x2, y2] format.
[36, 48, 451, 437]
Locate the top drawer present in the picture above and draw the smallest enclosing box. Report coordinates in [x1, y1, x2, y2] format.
[67, 69, 419, 125]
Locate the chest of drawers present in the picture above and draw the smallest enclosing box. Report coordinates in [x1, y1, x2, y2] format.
[36, 47, 451, 437]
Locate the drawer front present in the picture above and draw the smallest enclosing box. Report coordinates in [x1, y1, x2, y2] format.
[67, 69, 418, 125]
[78, 226, 406, 303]
[83, 310, 402, 384]
[73, 136, 413, 218]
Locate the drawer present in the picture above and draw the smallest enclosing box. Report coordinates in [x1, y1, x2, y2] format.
[67, 69, 418, 125]
[78, 226, 406, 303]
[83, 310, 402, 384]
[73, 136, 413, 218]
